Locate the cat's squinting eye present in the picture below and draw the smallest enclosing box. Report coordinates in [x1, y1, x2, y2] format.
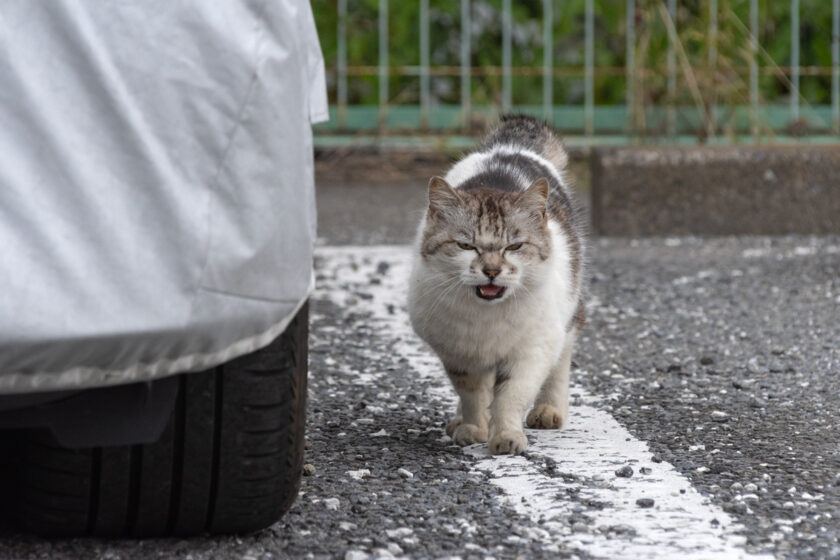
[456, 242, 475, 251]
[506, 243, 523, 251]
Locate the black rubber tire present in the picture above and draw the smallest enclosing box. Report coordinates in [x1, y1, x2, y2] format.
[17, 302, 308, 537]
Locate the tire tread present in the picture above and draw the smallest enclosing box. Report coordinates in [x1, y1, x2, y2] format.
[18, 303, 308, 537]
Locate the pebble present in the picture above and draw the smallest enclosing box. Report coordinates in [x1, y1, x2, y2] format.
[397, 468, 414, 479]
[303, 463, 317, 476]
[323, 498, 341, 511]
[723, 501, 748, 514]
[711, 410, 729, 422]
[347, 469, 371, 481]
[385, 527, 413, 539]
[615, 466, 634, 478]
[636, 498, 655, 508]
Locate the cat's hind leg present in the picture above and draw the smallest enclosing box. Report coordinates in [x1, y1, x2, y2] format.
[445, 367, 492, 446]
[526, 333, 575, 430]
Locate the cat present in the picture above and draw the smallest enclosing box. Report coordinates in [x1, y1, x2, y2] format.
[407, 115, 585, 455]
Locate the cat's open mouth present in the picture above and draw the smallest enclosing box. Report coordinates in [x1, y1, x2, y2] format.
[476, 284, 506, 300]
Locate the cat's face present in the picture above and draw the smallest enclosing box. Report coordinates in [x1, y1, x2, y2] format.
[420, 177, 552, 304]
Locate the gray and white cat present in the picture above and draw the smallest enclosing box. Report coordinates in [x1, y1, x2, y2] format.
[407, 115, 585, 455]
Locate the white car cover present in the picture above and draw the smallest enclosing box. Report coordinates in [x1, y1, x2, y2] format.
[0, 1, 328, 393]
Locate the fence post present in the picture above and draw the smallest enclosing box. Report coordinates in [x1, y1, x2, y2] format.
[543, 0, 553, 123]
[833, 0, 839, 133]
[420, 0, 430, 130]
[337, 0, 348, 129]
[378, 0, 389, 130]
[626, 0, 635, 134]
[666, 0, 676, 136]
[750, 0, 759, 139]
[585, 0, 594, 137]
[502, 0, 512, 114]
[790, 0, 799, 123]
[709, 0, 718, 133]
[461, 0, 471, 130]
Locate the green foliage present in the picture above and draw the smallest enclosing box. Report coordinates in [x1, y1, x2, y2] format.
[312, 0, 836, 108]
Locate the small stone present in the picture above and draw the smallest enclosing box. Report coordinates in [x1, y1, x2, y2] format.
[700, 356, 715, 366]
[397, 468, 414, 479]
[615, 466, 634, 478]
[636, 498, 655, 508]
[602, 524, 637, 536]
[711, 410, 729, 422]
[346, 469, 371, 481]
[385, 527, 413, 539]
[639, 467, 652, 475]
[302, 463, 316, 476]
[722, 501, 748, 514]
[750, 397, 767, 408]
[323, 498, 340, 511]
[344, 551, 369, 560]
[651, 455, 663, 463]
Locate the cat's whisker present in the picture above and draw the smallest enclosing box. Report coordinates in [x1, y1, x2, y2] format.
[419, 277, 463, 324]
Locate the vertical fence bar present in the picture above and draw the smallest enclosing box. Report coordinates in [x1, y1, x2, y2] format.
[790, 0, 799, 122]
[502, 0, 512, 113]
[666, 0, 676, 136]
[833, 0, 839, 133]
[626, 0, 635, 134]
[750, 0, 759, 139]
[378, 0, 388, 129]
[543, 0, 553, 122]
[337, 0, 348, 128]
[461, 0, 471, 128]
[708, 0, 717, 67]
[709, 0, 718, 132]
[584, 0, 594, 136]
[420, 0, 430, 129]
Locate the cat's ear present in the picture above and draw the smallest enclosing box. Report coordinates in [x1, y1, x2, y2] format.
[518, 177, 549, 219]
[427, 176, 462, 218]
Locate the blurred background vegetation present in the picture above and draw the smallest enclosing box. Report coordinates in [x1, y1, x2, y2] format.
[311, 0, 838, 140]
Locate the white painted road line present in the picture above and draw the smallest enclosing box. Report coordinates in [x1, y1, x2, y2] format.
[315, 246, 772, 559]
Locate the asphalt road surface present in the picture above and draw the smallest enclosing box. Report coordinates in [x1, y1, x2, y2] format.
[2, 182, 839, 559]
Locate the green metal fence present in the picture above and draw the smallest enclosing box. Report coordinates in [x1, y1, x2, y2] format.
[313, 0, 840, 147]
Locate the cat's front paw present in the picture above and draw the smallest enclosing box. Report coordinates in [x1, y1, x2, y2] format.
[452, 423, 488, 446]
[489, 429, 528, 455]
[445, 416, 463, 437]
[526, 404, 566, 429]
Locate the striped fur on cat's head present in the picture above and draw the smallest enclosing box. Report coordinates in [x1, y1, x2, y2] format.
[419, 176, 553, 303]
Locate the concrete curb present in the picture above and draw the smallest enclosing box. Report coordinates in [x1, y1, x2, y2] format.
[591, 147, 840, 236]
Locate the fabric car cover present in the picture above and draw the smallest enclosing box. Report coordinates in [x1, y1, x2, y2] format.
[0, 1, 328, 392]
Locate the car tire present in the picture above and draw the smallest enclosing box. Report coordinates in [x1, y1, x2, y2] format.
[17, 302, 308, 537]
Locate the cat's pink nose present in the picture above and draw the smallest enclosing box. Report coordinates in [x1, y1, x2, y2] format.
[482, 267, 500, 279]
